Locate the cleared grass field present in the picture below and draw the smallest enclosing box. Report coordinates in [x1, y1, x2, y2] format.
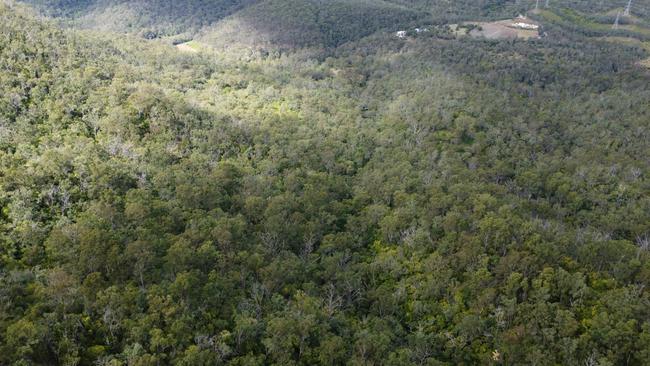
[450, 18, 540, 40]
[471, 20, 539, 40]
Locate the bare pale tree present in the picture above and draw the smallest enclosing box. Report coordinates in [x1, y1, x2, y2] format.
[323, 283, 343, 318]
[636, 233, 649, 259]
[624, 0, 633, 16]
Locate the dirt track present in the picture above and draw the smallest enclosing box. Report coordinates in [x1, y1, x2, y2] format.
[176, 42, 199, 53]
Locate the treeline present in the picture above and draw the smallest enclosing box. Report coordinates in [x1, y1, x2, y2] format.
[1, 1, 650, 366]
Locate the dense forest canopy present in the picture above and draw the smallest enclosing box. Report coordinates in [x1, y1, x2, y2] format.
[1, 0, 650, 365]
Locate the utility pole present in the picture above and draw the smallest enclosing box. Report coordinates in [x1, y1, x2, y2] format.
[624, 0, 633, 16]
[613, 11, 621, 29]
[535, 0, 539, 10]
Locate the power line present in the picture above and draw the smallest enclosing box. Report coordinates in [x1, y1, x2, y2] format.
[613, 11, 621, 29]
[624, 0, 633, 16]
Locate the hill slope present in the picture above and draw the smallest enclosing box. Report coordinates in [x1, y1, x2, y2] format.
[23, 0, 259, 37]
[23, 0, 650, 45]
[197, 0, 422, 49]
[2, 1, 650, 366]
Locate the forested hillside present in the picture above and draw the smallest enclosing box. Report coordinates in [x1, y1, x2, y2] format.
[197, 0, 422, 49]
[2, 0, 650, 365]
[22, 0, 259, 37]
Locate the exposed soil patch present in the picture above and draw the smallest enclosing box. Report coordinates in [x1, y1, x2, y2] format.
[175, 41, 200, 53]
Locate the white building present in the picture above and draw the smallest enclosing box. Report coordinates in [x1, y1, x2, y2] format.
[512, 22, 539, 30]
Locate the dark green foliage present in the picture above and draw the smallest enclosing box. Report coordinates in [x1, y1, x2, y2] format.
[1, 0, 650, 365]
[198, 0, 423, 49]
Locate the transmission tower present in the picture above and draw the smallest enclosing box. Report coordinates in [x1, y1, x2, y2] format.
[545, 0, 550, 8]
[613, 11, 621, 29]
[535, 0, 539, 10]
[624, 0, 633, 16]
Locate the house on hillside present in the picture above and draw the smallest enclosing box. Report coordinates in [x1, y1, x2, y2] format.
[509, 15, 540, 30]
[512, 22, 539, 30]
